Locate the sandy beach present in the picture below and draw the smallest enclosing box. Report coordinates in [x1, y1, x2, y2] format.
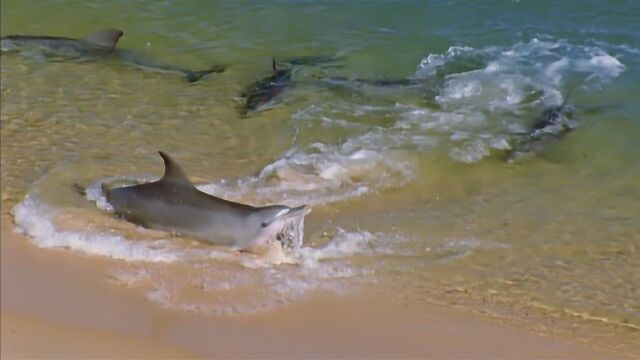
[1, 216, 619, 359]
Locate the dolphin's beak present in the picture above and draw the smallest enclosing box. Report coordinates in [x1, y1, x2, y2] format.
[272, 205, 310, 251]
[285, 205, 311, 218]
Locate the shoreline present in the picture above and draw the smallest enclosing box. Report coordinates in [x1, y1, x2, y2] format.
[2, 312, 198, 359]
[1, 216, 620, 359]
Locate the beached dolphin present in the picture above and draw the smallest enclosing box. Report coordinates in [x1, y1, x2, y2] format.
[1, 29, 226, 82]
[239, 58, 293, 114]
[506, 94, 576, 161]
[105, 151, 310, 251]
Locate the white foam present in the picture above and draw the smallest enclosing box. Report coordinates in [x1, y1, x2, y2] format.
[289, 97, 506, 169]
[299, 228, 406, 263]
[96, 228, 399, 315]
[580, 55, 626, 84]
[143, 271, 339, 316]
[137, 228, 399, 315]
[441, 77, 483, 100]
[107, 267, 151, 287]
[14, 186, 408, 315]
[449, 139, 492, 163]
[198, 137, 416, 207]
[407, 36, 627, 162]
[545, 57, 571, 85]
[418, 46, 475, 75]
[13, 197, 181, 263]
[419, 37, 626, 108]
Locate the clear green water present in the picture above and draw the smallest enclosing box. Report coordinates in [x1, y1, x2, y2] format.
[2, 0, 639, 353]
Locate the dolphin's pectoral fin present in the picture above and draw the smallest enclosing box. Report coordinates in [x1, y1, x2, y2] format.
[82, 29, 124, 50]
[158, 151, 194, 186]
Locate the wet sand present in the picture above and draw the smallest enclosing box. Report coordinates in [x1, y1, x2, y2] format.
[1, 216, 619, 359]
[2, 312, 197, 359]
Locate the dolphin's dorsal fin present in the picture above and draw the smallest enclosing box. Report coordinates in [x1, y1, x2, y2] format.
[158, 151, 193, 185]
[82, 28, 124, 49]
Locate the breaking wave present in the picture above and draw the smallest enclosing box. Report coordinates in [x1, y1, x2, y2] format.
[278, 36, 627, 167]
[12, 188, 409, 314]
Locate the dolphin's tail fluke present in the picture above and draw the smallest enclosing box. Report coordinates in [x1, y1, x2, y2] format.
[184, 64, 228, 83]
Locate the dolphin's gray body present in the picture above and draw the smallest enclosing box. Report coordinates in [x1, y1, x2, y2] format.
[322, 76, 422, 87]
[105, 152, 310, 251]
[314, 74, 441, 104]
[239, 56, 343, 115]
[506, 95, 576, 161]
[1, 29, 226, 82]
[1, 29, 124, 60]
[239, 59, 293, 115]
[279, 55, 342, 67]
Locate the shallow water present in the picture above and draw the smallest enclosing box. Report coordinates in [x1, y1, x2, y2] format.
[2, 0, 639, 353]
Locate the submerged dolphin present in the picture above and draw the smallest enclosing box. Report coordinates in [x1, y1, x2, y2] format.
[238, 55, 343, 115]
[1, 29, 226, 82]
[311, 72, 442, 105]
[279, 54, 342, 67]
[239, 58, 293, 114]
[1, 28, 124, 59]
[105, 152, 310, 251]
[506, 93, 576, 161]
[321, 76, 422, 87]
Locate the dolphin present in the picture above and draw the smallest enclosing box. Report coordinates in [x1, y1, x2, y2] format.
[1, 28, 124, 60]
[237, 55, 344, 114]
[321, 76, 422, 87]
[105, 151, 310, 251]
[279, 54, 343, 67]
[506, 92, 576, 161]
[1, 29, 226, 82]
[239, 58, 293, 114]
[310, 74, 441, 108]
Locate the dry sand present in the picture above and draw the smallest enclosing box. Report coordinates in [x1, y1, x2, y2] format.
[1, 216, 620, 359]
